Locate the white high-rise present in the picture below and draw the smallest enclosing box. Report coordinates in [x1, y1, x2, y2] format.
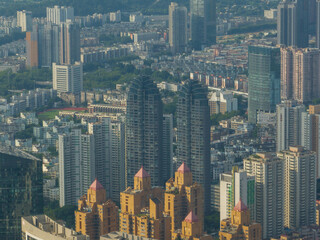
[276, 101, 305, 152]
[52, 62, 83, 94]
[278, 146, 316, 229]
[169, 2, 187, 54]
[17, 10, 32, 32]
[46, 6, 74, 24]
[220, 167, 255, 222]
[59, 129, 81, 207]
[244, 153, 284, 239]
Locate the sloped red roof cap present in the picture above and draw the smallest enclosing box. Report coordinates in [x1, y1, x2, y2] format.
[184, 211, 199, 223]
[90, 178, 104, 190]
[177, 162, 191, 173]
[135, 166, 150, 178]
[234, 198, 248, 212]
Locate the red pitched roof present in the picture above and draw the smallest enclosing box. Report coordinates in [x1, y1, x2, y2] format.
[234, 199, 248, 212]
[177, 162, 191, 173]
[135, 166, 150, 178]
[90, 179, 104, 190]
[184, 211, 199, 223]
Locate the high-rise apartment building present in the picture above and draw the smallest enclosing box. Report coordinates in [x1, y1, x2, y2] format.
[190, 0, 216, 50]
[316, 0, 320, 48]
[220, 167, 255, 222]
[219, 200, 262, 240]
[248, 45, 281, 123]
[53, 62, 83, 94]
[176, 79, 211, 212]
[277, 146, 316, 229]
[208, 90, 238, 115]
[26, 21, 80, 68]
[277, 0, 308, 48]
[164, 163, 204, 232]
[125, 76, 163, 188]
[46, 6, 74, 24]
[280, 47, 320, 103]
[301, 105, 320, 178]
[75, 179, 119, 240]
[17, 10, 32, 32]
[0, 145, 43, 240]
[244, 153, 284, 239]
[162, 114, 174, 184]
[276, 101, 305, 152]
[119, 167, 170, 239]
[169, 2, 187, 54]
[59, 129, 81, 207]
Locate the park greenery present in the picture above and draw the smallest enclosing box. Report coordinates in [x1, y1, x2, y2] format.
[0, 31, 25, 46]
[210, 110, 245, 126]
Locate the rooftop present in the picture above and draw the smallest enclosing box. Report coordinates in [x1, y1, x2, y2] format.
[234, 199, 248, 212]
[135, 166, 150, 178]
[184, 211, 199, 223]
[90, 178, 104, 190]
[0, 144, 40, 162]
[177, 162, 191, 173]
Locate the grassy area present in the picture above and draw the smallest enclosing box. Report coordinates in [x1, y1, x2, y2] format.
[37, 110, 60, 121]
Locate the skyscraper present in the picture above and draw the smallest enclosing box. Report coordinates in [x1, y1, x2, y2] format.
[280, 47, 320, 103]
[248, 45, 281, 123]
[59, 21, 80, 65]
[52, 61, 83, 94]
[276, 101, 305, 152]
[190, 0, 216, 50]
[169, 2, 187, 54]
[220, 166, 255, 222]
[125, 76, 163, 188]
[277, 0, 308, 48]
[59, 129, 81, 207]
[46, 6, 74, 24]
[17, 10, 32, 32]
[0, 145, 43, 240]
[244, 153, 284, 239]
[176, 79, 211, 212]
[316, 0, 320, 48]
[278, 146, 316, 229]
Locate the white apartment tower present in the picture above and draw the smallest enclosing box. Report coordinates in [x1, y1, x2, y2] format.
[244, 153, 284, 239]
[53, 62, 83, 94]
[17, 10, 32, 32]
[278, 146, 316, 229]
[46, 6, 74, 24]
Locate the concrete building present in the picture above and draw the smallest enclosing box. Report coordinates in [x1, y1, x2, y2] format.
[244, 153, 284, 239]
[264, 9, 277, 20]
[220, 167, 255, 222]
[17, 10, 32, 32]
[209, 90, 238, 115]
[248, 46, 281, 123]
[169, 2, 187, 54]
[75, 179, 119, 240]
[0, 145, 43, 240]
[21, 215, 89, 240]
[280, 47, 320, 103]
[277, 0, 308, 48]
[46, 6, 74, 24]
[53, 62, 83, 94]
[219, 200, 262, 240]
[162, 114, 174, 183]
[276, 101, 305, 152]
[119, 167, 170, 239]
[177, 79, 211, 212]
[165, 163, 204, 233]
[278, 146, 316, 229]
[110, 11, 121, 22]
[125, 76, 163, 188]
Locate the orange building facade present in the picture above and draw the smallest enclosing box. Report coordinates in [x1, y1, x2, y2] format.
[75, 179, 119, 240]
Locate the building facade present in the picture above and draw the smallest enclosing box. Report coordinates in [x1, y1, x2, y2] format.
[169, 2, 187, 54]
[46, 6, 74, 24]
[248, 45, 281, 123]
[125, 76, 163, 188]
[177, 79, 211, 212]
[209, 90, 238, 115]
[278, 146, 316, 229]
[17, 10, 32, 32]
[0, 145, 43, 240]
[244, 153, 284, 239]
